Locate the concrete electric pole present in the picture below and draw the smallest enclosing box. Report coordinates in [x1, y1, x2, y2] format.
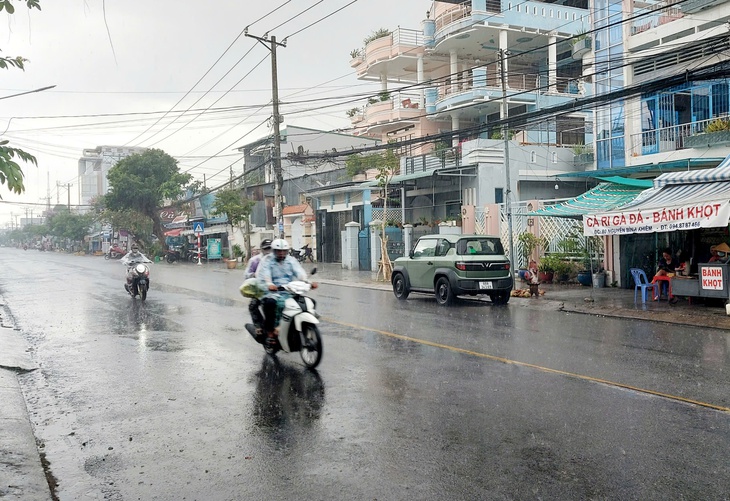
[499, 49, 516, 273]
[245, 29, 286, 239]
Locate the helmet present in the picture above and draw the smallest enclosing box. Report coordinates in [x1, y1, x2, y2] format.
[260, 239, 273, 250]
[131, 244, 139, 251]
[271, 239, 290, 251]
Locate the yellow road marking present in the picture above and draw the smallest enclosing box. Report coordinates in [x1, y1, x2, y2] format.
[326, 317, 730, 413]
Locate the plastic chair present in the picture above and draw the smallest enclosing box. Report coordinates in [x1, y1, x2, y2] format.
[630, 268, 658, 303]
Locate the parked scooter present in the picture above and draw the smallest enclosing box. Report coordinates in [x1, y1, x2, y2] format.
[121, 253, 152, 300]
[242, 270, 322, 369]
[105, 244, 125, 260]
[165, 245, 185, 263]
[290, 243, 314, 263]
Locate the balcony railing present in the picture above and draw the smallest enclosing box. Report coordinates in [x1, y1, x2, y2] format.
[438, 73, 583, 99]
[629, 117, 720, 156]
[403, 147, 463, 175]
[631, 3, 684, 35]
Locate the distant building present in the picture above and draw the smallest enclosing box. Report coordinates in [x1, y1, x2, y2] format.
[77, 146, 146, 208]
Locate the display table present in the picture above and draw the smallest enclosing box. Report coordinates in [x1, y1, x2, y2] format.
[670, 263, 730, 300]
[671, 276, 700, 297]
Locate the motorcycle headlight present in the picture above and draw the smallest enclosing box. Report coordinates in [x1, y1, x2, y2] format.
[135, 264, 147, 275]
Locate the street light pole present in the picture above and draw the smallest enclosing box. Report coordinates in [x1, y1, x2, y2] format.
[246, 31, 287, 239]
[499, 49, 517, 272]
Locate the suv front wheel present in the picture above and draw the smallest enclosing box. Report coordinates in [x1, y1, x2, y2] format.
[392, 273, 410, 300]
[435, 277, 455, 305]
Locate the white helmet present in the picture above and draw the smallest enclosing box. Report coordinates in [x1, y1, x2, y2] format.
[271, 238, 290, 251]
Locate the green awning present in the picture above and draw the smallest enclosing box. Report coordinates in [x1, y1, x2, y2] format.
[528, 182, 648, 218]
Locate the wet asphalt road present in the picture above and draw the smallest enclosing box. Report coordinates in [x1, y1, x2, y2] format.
[1, 248, 729, 500]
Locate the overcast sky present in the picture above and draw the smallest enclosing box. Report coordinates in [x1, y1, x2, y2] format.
[0, 0, 428, 225]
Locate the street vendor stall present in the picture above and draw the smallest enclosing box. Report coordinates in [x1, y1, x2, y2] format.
[671, 263, 730, 300]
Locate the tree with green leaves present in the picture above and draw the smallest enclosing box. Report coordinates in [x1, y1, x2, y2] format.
[104, 149, 193, 244]
[46, 210, 93, 241]
[0, 0, 42, 196]
[347, 147, 399, 280]
[211, 187, 256, 259]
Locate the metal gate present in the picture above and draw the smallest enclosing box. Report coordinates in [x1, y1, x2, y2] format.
[316, 210, 348, 263]
[358, 228, 370, 270]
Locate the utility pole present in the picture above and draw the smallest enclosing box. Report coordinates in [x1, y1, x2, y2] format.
[246, 29, 286, 239]
[499, 49, 516, 273]
[57, 181, 72, 210]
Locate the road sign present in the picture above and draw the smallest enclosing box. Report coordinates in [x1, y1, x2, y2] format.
[193, 222, 205, 234]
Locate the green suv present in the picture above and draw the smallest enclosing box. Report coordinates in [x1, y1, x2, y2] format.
[391, 234, 513, 305]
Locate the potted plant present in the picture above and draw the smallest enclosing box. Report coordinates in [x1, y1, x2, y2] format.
[553, 258, 573, 284]
[232, 244, 244, 263]
[685, 117, 730, 147]
[537, 255, 557, 284]
[517, 232, 546, 269]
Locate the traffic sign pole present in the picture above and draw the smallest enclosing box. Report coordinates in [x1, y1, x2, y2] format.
[196, 234, 202, 265]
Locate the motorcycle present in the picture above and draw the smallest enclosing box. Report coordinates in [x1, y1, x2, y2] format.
[290, 243, 314, 263]
[105, 245, 125, 260]
[121, 254, 152, 300]
[165, 246, 185, 263]
[244, 271, 322, 369]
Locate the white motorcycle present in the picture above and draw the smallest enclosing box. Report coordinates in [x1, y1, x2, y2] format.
[244, 277, 323, 369]
[121, 254, 152, 301]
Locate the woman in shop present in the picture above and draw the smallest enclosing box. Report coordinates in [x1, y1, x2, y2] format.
[652, 248, 682, 303]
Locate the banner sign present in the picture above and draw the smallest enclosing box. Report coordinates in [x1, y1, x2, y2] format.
[701, 266, 724, 290]
[583, 201, 730, 236]
[207, 238, 222, 260]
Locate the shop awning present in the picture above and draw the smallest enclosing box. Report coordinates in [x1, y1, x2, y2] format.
[528, 180, 652, 218]
[584, 181, 730, 236]
[653, 154, 730, 187]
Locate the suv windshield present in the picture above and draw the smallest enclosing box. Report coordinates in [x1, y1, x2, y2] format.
[457, 238, 504, 256]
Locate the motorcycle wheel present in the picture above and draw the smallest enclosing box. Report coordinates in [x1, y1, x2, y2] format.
[299, 323, 323, 369]
[105, 253, 110, 260]
[166, 254, 176, 264]
[140, 284, 147, 301]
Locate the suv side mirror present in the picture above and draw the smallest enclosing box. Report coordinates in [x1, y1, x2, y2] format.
[409, 250, 414, 258]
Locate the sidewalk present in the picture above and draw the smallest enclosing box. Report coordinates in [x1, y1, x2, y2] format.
[311, 262, 730, 331]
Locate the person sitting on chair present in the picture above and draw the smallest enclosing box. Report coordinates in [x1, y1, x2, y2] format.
[652, 248, 679, 303]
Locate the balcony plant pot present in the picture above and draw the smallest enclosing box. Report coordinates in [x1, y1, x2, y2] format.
[225, 259, 238, 270]
[577, 270, 592, 286]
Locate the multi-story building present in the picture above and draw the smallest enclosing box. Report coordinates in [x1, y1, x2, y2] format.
[622, 0, 730, 169]
[237, 126, 380, 261]
[77, 146, 146, 208]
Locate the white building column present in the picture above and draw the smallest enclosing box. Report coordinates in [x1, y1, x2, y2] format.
[548, 32, 557, 92]
[380, 73, 388, 92]
[499, 29, 509, 82]
[417, 55, 425, 108]
[450, 49, 459, 94]
[451, 115, 460, 146]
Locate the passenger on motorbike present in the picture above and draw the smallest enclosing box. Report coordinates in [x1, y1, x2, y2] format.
[244, 239, 273, 332]
[121, 243, 152, 293]
[256, 238, 317, 346]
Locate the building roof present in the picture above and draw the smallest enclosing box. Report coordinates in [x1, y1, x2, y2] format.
[282, 204, 310, 215]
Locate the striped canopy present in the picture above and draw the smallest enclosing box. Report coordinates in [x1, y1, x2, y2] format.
[529, 181, 651, 218]
[619, 180, 730, 211]
[654, 153, 730, 187]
